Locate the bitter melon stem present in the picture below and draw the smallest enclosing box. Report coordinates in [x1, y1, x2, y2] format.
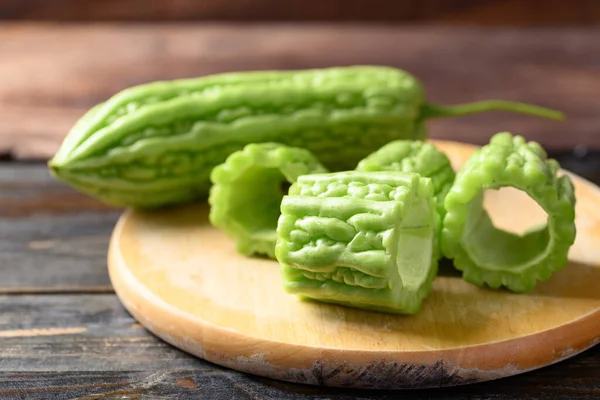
[421, 100, 565, 121]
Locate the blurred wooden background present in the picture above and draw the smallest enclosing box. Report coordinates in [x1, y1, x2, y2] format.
[1, 0, 600, 161]
[1, 0, 599, 25]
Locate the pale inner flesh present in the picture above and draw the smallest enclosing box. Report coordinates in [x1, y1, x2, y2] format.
[462, 187, 552, 269]
[394, 197, 434, 291]
[229, 166, 286, 242]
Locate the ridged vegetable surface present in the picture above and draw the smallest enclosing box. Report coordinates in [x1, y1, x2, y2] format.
[48, 66, 564, 209]
[208, 142, 328, 259]
[355, 140, 456, 220]
[276, 171, 440, 314]
[441, 132, 576, 292]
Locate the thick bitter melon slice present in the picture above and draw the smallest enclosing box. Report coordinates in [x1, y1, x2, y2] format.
[276, 171, 440, 315]
[441, 132, 577, 292]
[209, 142, 328, 259]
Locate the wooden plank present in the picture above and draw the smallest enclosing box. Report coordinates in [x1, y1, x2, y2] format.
[0, 163, 118, 293]
[2, 369, 599, 400]
[0, 211, 116, 293]
[0, 294, 598, 399]
[1, 0, 599, 25]
[0, 163, 117, 217]
[0, 294, 204, 371]
[1, 23, 600, 161]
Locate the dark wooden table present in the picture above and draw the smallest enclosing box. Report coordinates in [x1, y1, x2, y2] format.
[1, 23, 600, 399]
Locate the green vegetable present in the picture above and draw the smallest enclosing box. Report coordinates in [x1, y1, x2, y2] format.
[441, 132, 576, 292]
[275, 171, 440, 315]
[48, 65, 564, 209]
[208, 142, 328, 258]
[355, 140, 456, 219]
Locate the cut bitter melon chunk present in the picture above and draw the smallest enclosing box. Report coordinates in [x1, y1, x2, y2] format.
[355, 139, 456, 220]
[275, 171, 440, 315]
[209, 142, 328, 259]
[441, 132, 577, 292]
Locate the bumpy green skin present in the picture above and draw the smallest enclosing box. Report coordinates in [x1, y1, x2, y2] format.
[355, 140, 456, 219]
[48, 65, 564, 209]
[276, 171, 440, 315]
[208, 142, 328, 259]
[441, 132, 576, 292]
[49, 66, 426, 208]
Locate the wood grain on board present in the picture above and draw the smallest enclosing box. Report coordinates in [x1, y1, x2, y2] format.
[1, 23, 600, 160]
[1, 0, 599, 25]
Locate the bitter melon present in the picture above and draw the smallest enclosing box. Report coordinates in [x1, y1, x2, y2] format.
[275, 171, 440, 314]
[49, 66, 564, 209]
[441, 132, 576, 292]
[208, 142, 328, 258]
[355, 140, 456, 219]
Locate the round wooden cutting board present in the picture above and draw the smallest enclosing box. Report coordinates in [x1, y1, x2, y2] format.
[108, 140, 600, 389]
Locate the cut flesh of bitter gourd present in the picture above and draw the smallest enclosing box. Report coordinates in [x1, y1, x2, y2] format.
[209, 142, 328, 259]
[275, 171, 440, 315]
[355, 139, 456, 219]
[441, 132, 577, 292]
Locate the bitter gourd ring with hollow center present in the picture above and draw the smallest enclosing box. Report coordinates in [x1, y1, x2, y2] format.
[208, 142, 328, 259]
[276, 171, 440, 315]
[441, 132, 576, 293]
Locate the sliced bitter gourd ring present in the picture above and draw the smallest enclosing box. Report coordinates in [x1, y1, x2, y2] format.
[441, 132, 577, 293]
[275, 171, 440, 315]
[355, 140, 456, 219]
[209, 142, 328, 259]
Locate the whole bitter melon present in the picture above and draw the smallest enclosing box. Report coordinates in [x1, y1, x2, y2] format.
[48, 66, 564, 209]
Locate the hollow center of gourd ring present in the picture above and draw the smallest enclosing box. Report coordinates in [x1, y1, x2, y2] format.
[484, 187, 547, 235]
[394, 197, 434, 291]
[232, 166, 288, 241]
[462, 187, 551, 269]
